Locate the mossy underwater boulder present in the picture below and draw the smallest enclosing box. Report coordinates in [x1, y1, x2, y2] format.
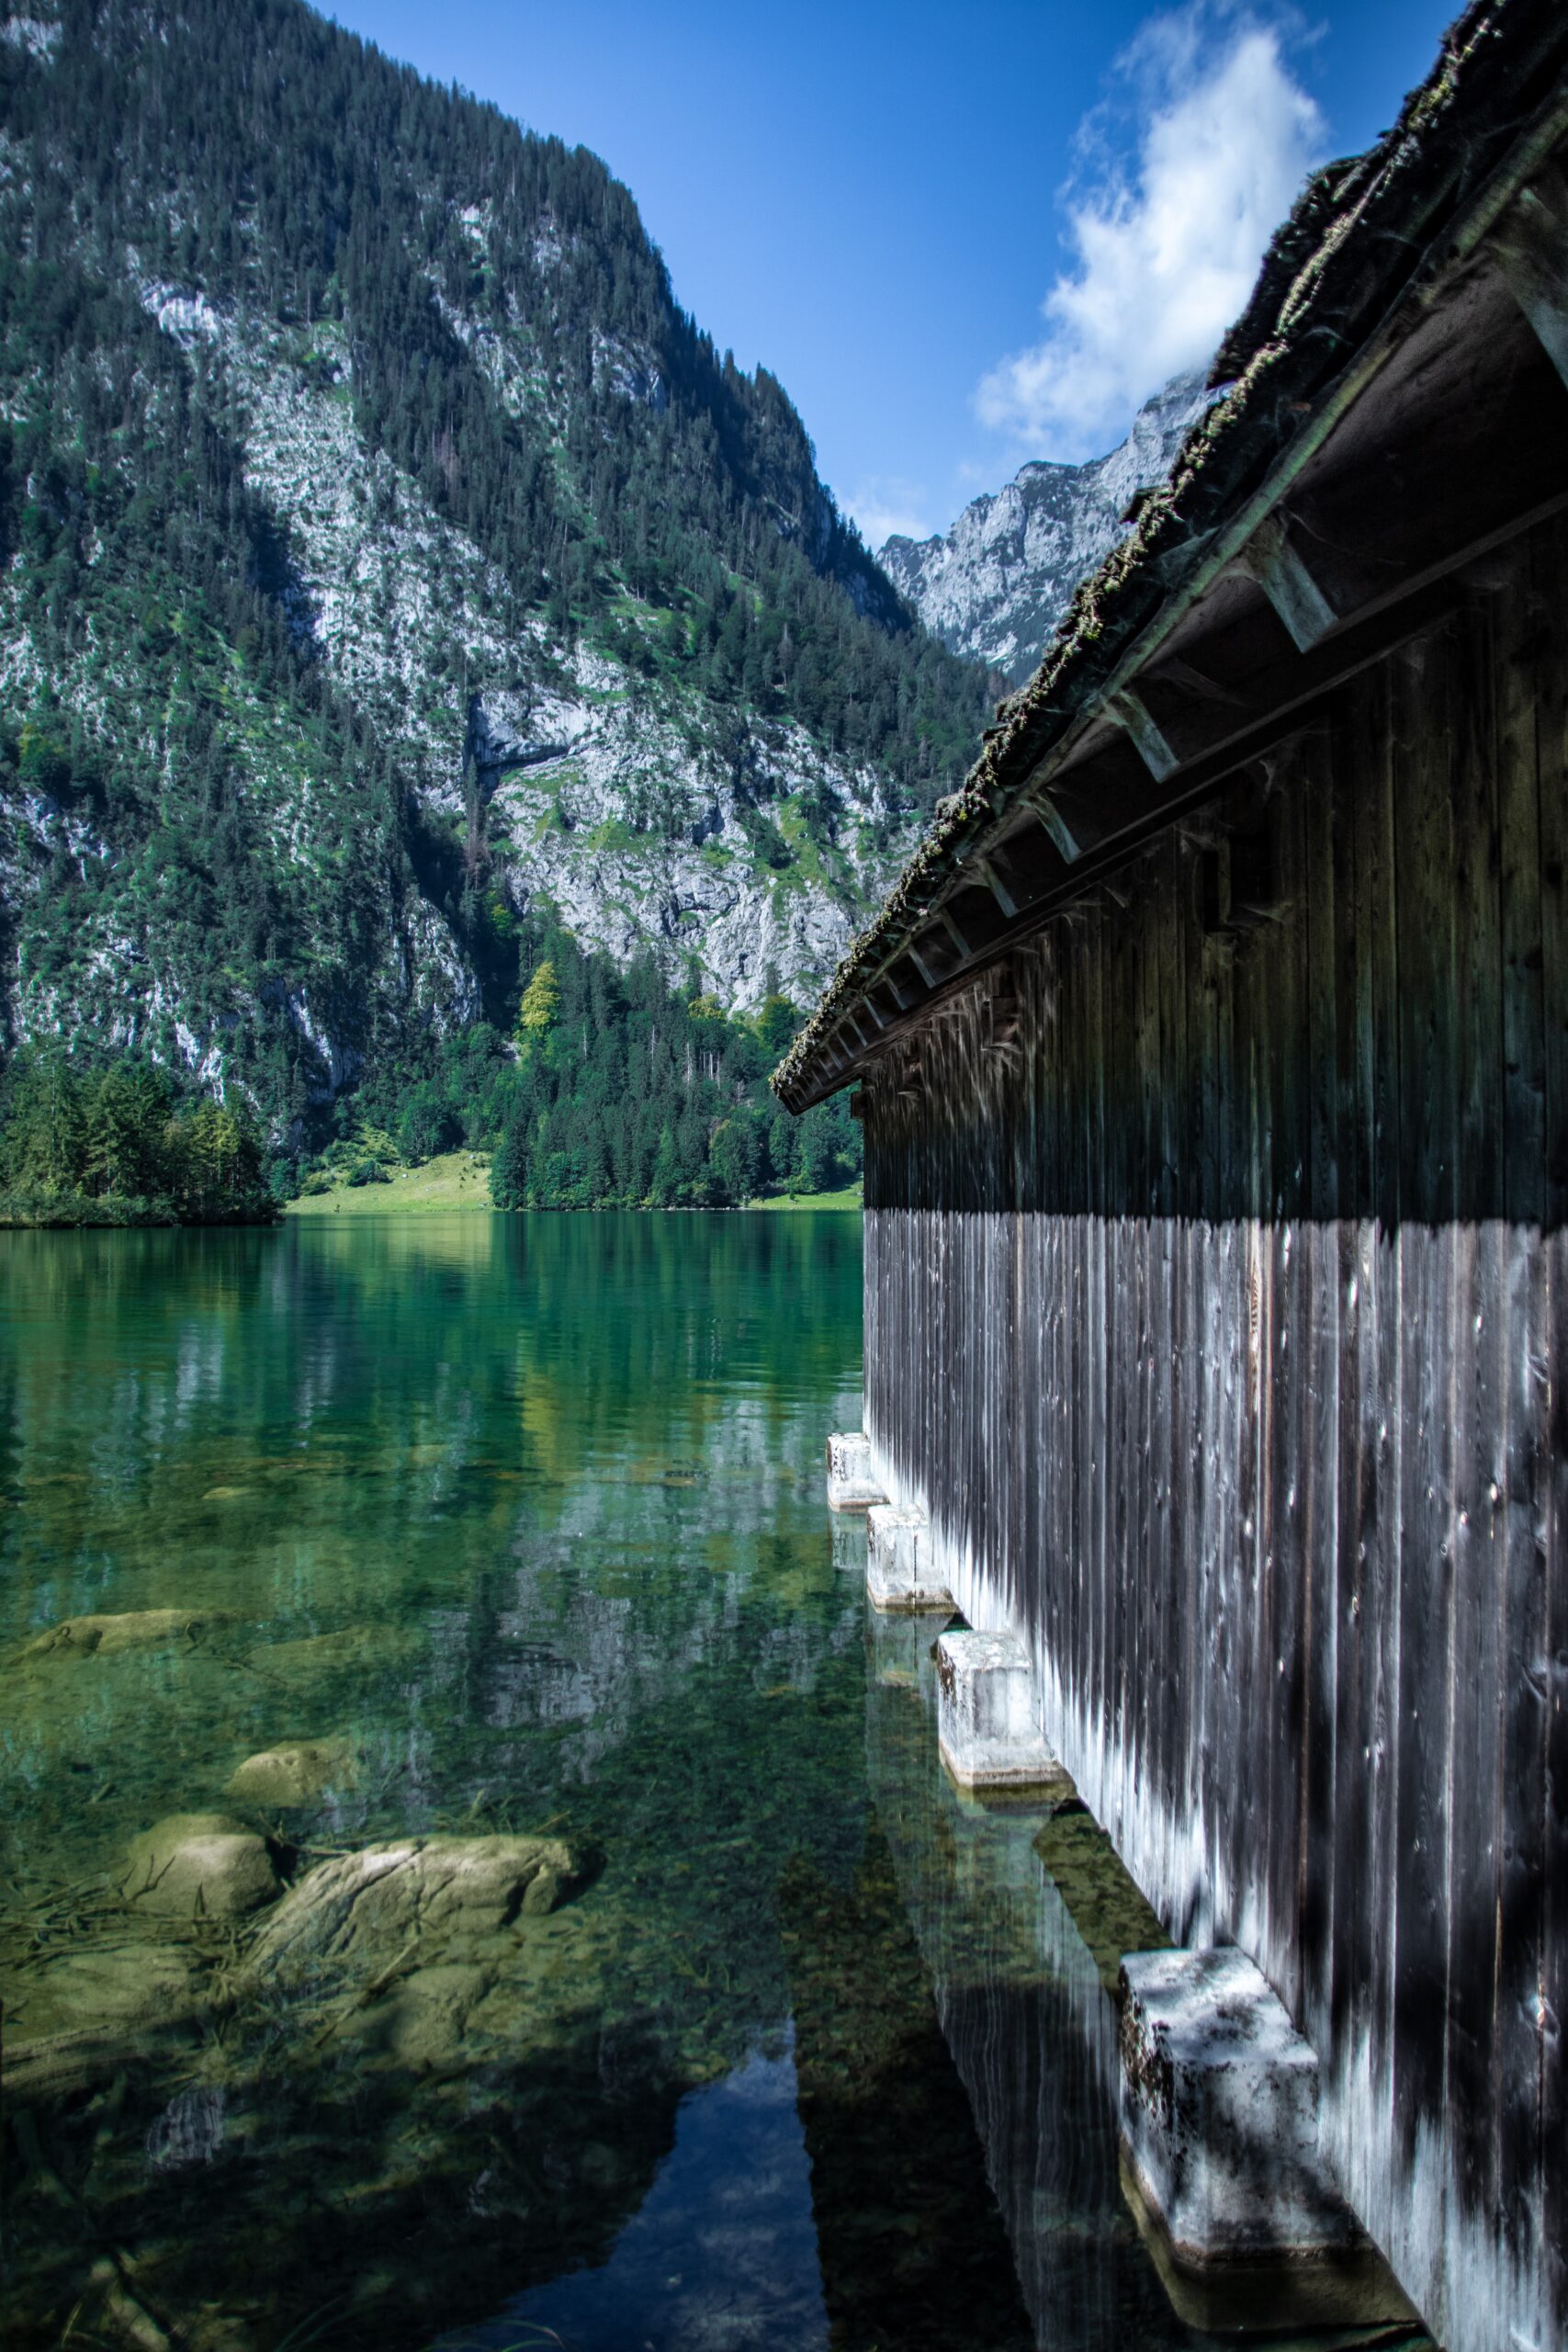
[247, 1834, 576, 1984]
[224, 1737, 355, 1805]
[3, 1943, 208, 2102]
[246, 1622, 424, 1678]
[22, 1608, 234, 1659]
[243, 1835, 585, 2077]
[122, 1813, 281, 1920]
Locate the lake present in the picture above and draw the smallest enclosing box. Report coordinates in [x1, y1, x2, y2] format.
[2, 1212, 1220, 2350]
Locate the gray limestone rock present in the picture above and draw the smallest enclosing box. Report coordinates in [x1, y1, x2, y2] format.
[881, 370, 1214, 686]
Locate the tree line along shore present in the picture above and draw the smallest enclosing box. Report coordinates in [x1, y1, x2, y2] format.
[0, 932, 860, 1224]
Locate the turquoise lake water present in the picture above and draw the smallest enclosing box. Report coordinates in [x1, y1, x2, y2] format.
[0, 1213, 1390, 2350]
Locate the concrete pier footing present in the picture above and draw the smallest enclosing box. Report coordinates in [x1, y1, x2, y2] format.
[825, 1431, 888, 1513]
[935, 1631, 1068, 1792]
[865, 1503, 953, 1612]
[1116, 1948, 1417, 2329]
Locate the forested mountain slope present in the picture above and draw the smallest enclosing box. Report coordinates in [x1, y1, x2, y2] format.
[0, 0, 992, 1129]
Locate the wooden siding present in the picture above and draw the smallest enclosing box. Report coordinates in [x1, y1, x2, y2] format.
[859, 514, 1568, 2352]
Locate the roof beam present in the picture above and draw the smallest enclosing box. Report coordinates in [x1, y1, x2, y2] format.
[1026, 792, 1082, 864]
[975, 854, 1020, 919]
[1107, 686, 1179, 782]
[1494, 164, 1568, 390]
[778, 566, 1483, 1108]
[1235, 513, 1338, 651]
[939, 908, 973, 960]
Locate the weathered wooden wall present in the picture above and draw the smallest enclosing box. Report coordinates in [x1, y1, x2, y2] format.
[860, 514, 1568, 2352]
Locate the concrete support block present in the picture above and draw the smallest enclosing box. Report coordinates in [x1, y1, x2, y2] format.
[935, 1630, 1066, 1790]
[825, 1431, 887, 1514]
[1117, 1949, 1419, 2330]
[865, 1503, 953, 1612]
[1119, 1947, 1354, 2263]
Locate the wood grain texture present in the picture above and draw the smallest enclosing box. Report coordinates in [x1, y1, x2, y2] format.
[858, 522, 1566, 2352]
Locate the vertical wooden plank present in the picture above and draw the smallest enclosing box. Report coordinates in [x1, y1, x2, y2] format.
[1532, 513, 1568, 2342]
[1362, 654, 1404, 2171]
[1543, 1237, 1568, 2344]
[1392, 623, 1458, 2291]
[1480, 529, 1549, 2317]
[1329, 676, 1374, 2096]
[1439, 594, 1504, 2276]
[1301, 715, 1341, 2054]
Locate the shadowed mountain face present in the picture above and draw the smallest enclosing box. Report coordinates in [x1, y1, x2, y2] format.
[880, 372, 1213, 685]
[0, 0, 991, 1114]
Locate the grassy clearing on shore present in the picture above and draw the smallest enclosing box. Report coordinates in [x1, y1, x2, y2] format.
[285, 1158, 863, 1216]
[285, 1151, 493, 1215]
[748, 1185, 863, 1211]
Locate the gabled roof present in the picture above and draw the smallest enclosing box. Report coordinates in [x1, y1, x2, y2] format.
[774, 0, 1568, 1114]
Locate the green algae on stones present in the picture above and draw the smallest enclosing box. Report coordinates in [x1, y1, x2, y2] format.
[4, 1940, 209, 2103]
[244, 1622, 425, 1678]
[122, 1813, 281, 1919]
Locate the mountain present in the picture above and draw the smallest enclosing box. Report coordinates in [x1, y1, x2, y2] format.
[879, 371, 1213, 685]
[0, 0, 993, 1130]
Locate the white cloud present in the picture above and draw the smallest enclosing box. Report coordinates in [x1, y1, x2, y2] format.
[976, 8, 1323, 461]
[844, 474, 932, 549]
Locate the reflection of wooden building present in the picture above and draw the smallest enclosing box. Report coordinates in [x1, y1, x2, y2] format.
[776, 12, 1568, 2346]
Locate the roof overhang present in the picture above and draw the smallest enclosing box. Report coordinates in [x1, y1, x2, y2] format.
[776, 17, 1568, 1115]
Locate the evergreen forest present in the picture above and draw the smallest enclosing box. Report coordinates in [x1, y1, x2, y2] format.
[0, 1050, 276, 1223]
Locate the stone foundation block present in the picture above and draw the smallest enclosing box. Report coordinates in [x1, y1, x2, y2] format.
[865, 1504, 953, 1612]
[935, 1630, 1064, 1789]
[1118, 1947, 1356, 2266]
[826, 1431, 887, 1513]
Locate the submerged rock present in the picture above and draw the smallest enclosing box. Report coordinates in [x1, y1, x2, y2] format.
[4, 1942, 206, 2102]
[122, 1813, 281, 1920]
[22, 1608, 234, 1659]
[225, 1737, 355, 1805]
[247, 1834, 575, 1985]
[247, 1623, 423, 1678]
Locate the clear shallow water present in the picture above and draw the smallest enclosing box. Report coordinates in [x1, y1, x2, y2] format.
[0, 1215, 1396, 2352]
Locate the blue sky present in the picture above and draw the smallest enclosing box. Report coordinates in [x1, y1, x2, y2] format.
[329, 1, 1456, 548]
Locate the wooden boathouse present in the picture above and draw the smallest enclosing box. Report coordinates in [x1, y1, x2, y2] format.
[777, 8, 1568, 2346]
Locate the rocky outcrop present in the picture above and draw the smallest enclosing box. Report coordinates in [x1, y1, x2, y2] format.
[881, 370, 1213, 685]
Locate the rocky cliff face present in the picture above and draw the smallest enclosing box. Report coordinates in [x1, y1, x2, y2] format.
[134, 288, 901, 1020]
[880, 372, 1213, 685]
[0, 0, 988, 1120]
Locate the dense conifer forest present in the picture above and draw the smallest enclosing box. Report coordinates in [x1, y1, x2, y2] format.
[0, 0, 994, 1169]
[0, 1050, 276, 1222]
